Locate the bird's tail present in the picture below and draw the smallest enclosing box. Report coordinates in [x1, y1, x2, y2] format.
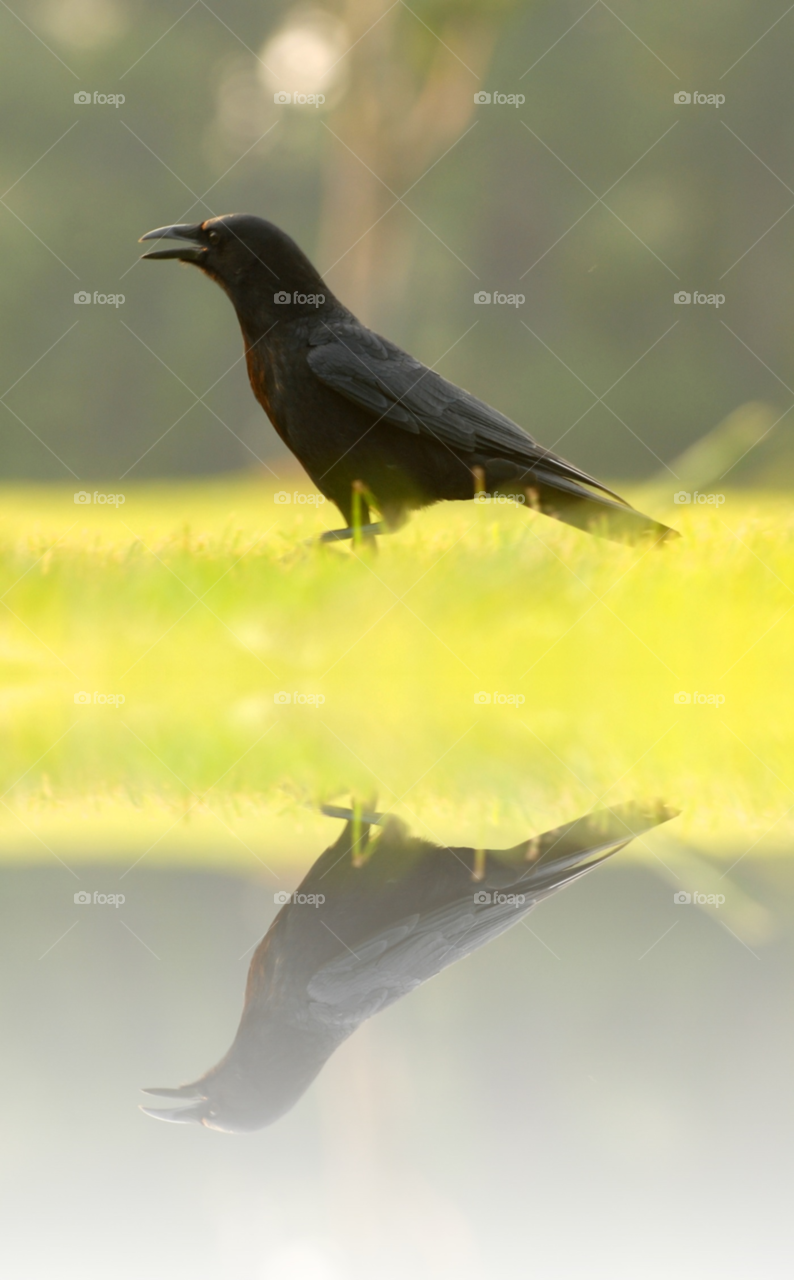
[482, 460, 678, 544]
[497, 800, 678, 901]
[534, 480, 677, 544]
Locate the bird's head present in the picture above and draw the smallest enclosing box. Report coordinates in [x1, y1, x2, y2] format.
[140, 1019, 331, 1134]
[140, 1075, 283, 1134]
[139, 214, 335, 322]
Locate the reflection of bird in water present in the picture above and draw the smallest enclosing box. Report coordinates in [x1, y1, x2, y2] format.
[142, 800, 676, 1132]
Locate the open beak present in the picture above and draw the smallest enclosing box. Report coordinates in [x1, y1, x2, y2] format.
[141, 1084, 202, 1098]
[140, 1081, 207, 1123]
[140, 1103, 206, 1124]
[139, 223, 206, 262]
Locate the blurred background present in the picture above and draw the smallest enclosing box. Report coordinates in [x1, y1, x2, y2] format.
[3, 5, 794, 1278]
[2, 0, 794, 485]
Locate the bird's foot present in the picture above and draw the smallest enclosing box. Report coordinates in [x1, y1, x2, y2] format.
[316, 522, 385, 543]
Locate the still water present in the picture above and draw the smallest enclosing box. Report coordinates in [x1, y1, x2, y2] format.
[1, 805, 791, 1278]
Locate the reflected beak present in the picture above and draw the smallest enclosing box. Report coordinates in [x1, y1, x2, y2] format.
[140, 1103, 205, 1124]
[141, 1084, 202, 1098]
[139, 223, 206, 262]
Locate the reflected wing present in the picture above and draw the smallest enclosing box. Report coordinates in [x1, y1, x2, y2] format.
[306, 897, 530, 1028]
[305, 800, 677, 1029]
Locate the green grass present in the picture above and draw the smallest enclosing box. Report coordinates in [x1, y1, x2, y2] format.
[1, 474, 793, 864]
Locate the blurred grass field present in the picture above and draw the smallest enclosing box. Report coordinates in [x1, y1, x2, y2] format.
[1, 473, 793, 865]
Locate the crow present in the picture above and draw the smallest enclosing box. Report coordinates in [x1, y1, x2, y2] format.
[140, 215, 677, 545]
[141, 799, 676, 1132]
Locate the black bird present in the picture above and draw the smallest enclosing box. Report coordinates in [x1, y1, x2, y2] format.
[141, 799, 676, 1132]
[140, 215, 677, 545]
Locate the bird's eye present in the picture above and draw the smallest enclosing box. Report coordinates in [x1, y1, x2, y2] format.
[207, 229, 221, 246]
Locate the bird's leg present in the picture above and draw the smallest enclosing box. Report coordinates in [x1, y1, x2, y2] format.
[317, 522, 386, 543]
[316, 519, 384, 540]
[315, 478, 391, 542]
[351, 480, 374, 549]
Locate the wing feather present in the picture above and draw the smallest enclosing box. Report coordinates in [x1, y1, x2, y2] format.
[307, 326, 625, 502]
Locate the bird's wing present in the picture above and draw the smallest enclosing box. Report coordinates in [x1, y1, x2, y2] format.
[306, 323, 624, 501]
[306, 896, 537, 1029]
[304, 799, 676, 1029]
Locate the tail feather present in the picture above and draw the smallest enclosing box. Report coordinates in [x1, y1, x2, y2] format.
[482, 458, 678, 543]
[503, 801, 678, 900]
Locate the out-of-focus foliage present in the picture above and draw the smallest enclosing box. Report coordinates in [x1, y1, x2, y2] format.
[1, 476, 793, 857]
[1, 1, 794, 483]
